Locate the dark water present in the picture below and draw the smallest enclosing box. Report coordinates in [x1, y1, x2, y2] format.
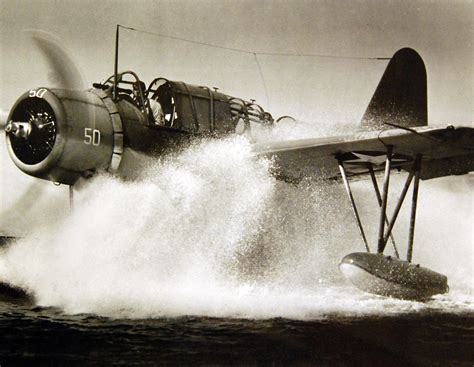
[0, 296, 473, 366]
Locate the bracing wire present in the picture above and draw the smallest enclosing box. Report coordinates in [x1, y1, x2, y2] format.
[117, 24, 391, 107]
[118, 24, 390, 60]
[253, 53, 270, 108]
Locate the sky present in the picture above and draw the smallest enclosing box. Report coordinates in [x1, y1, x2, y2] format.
[0, 0, 472, 123]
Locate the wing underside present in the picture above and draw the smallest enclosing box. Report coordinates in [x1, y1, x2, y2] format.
[253, 126, 474, 182]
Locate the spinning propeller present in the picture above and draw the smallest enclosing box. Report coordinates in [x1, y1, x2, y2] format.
[1, 30, 85, 221]
[4, 30, 85, 163]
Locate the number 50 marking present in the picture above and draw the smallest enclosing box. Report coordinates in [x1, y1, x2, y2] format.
[29, 88, 47, 98]
[84, 128, 101, 146]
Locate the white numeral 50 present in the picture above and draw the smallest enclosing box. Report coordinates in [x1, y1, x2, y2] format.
[29, 88, 47, 98]
[84, 128, 101, 146]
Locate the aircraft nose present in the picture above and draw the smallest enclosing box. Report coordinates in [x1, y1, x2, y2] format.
[6, 95, 57, 165]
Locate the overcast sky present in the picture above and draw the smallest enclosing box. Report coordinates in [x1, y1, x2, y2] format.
[0, 0, 472, 124]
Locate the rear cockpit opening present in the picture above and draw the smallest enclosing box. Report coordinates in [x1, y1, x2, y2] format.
[229, 97, 274, 134]
[147, 78, 177, 127]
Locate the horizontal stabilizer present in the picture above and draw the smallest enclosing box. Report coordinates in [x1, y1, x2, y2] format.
[361, 48, 427, 129]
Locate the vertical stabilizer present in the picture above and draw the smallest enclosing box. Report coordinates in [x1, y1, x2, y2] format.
[361, 48, 427, 129]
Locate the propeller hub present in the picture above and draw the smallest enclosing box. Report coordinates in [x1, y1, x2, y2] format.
[5, 121, 32, 138]
[6, 92, 58, 165]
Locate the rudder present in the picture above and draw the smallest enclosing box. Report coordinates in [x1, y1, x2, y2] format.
[361, 48, 427, 129]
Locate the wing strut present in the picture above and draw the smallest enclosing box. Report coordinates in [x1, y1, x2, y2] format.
[377, 145, 393, 253]
[338, 150, 448, 300]
[380, 156, 421, 251]
[337, 146, 423, 262]
[407, 155, 421, 262]
[69, 185, 74, 211]
[338, 161, 370, 252]
[368, 167, 399, 258]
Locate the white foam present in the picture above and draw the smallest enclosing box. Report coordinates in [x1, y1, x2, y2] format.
[0, 136, 472, 319]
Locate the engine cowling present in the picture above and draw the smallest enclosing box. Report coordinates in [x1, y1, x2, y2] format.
[5, 88, 116, 185]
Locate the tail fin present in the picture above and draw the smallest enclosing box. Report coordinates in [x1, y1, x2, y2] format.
[361, 48, 427, 129]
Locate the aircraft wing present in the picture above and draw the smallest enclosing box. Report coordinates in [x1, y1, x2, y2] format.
[253, 125, 474, 182]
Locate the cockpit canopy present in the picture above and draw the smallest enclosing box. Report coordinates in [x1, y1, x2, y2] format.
[93, 71, 276, 135]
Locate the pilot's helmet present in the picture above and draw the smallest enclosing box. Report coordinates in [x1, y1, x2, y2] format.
[133, 81, 147, 96]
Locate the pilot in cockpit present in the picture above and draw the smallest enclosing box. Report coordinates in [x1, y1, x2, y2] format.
[133, 81, 164, 126]
[132, 81, 147, 105]
[149, 98, 164, 125]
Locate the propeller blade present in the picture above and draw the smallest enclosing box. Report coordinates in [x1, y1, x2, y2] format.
[26, 29, 85, 90]
[0, 109, 8, 130]
[0, 31, 82, 236]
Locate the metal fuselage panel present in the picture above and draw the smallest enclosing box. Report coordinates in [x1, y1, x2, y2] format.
[114, 98, 191, 180]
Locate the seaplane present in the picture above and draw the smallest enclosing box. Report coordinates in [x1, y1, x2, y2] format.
[1, 29, 473, 302]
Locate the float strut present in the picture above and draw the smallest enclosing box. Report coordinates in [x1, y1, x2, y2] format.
[338, 161, 370, 252]
[381, 158, 420, 249]
[69, 185, 74, 211]
[369, 167, 400, 258]
[377, 146, 393, 253]
[407, 155, 421, 262]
